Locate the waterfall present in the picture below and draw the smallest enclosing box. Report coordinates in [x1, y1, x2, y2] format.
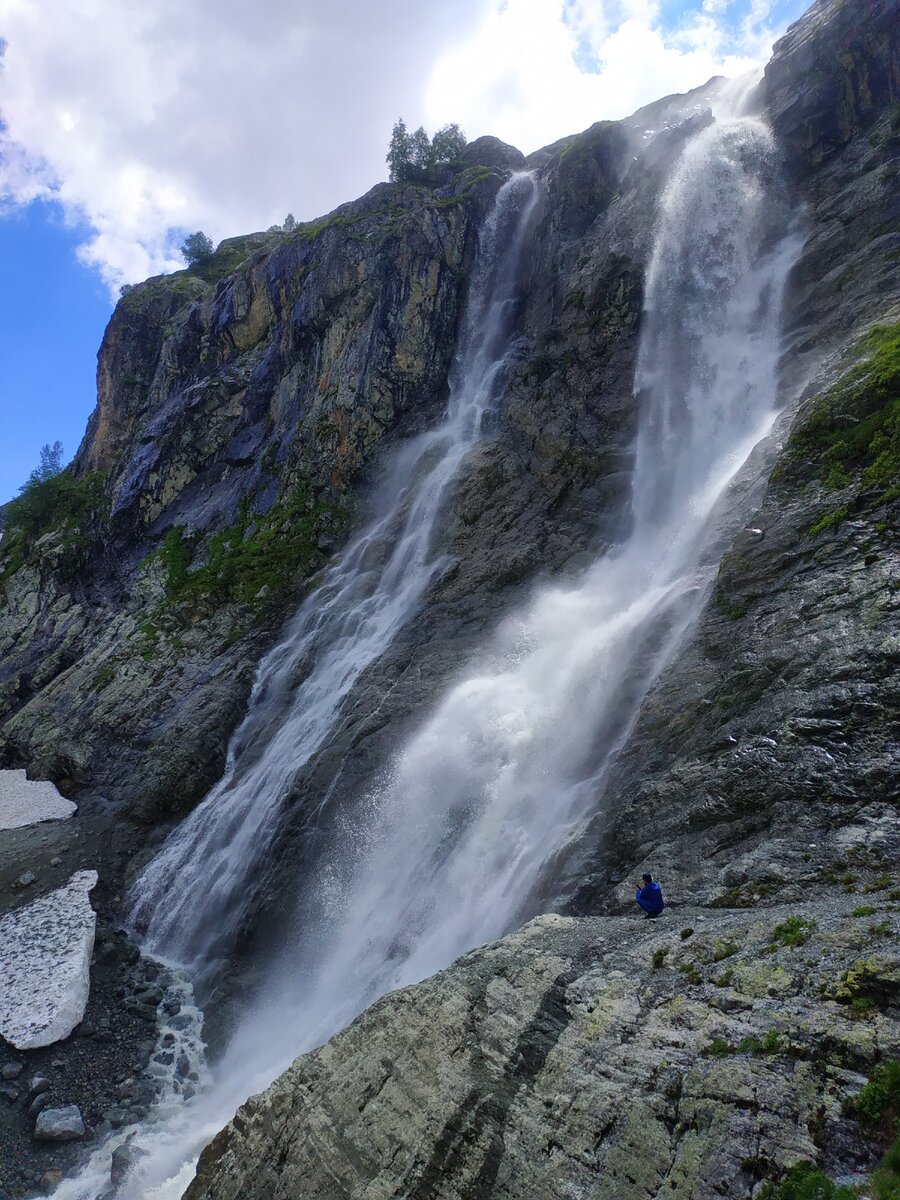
[230, 115, 802, 1053]
[48, 109, 804, 1200]
[128, 171, 540, 987]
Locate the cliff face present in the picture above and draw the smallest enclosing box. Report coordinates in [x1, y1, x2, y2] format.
[0, 172, 494, 825]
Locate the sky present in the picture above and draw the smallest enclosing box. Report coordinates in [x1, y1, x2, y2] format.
[0, 0, 807, 504]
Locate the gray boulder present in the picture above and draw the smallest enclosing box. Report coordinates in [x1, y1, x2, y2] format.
[33, 1105, 86, 1142]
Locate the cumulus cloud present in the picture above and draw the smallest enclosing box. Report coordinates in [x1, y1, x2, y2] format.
[0, 0, 802, 292]
[425, 0, 796, 153]
[0, 0, 486, 290]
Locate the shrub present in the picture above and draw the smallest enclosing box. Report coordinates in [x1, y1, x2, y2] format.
[757, 1162, 855, 1199]
[769, 917, 815, 948]
[701, 1038, 732, 1058]
[181, 230, 215, 267]
[651, 946, 669, 969]
[851, 1061, 900, 1137]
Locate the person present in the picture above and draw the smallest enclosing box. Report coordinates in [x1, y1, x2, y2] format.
[635, 872, 664, 918]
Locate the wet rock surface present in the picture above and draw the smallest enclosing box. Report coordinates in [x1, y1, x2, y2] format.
[186, 903, 899, 1200]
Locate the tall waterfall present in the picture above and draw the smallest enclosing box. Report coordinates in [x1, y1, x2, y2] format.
[49, 109, 803, 1200]
[241, 115, 803, 1044]
[129, 171, 540, 986]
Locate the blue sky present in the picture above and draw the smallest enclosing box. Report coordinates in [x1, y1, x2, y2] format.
[1, 204, 111, 501]
[0, 0, 808, 504]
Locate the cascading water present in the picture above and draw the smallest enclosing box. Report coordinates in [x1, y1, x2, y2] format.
[48, 172, 540, 1200]
[129, 171, 540, 986]
[49, 104, 805, 1200]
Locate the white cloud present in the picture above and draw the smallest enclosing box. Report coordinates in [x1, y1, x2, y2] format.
[0, 0, 801, 293]
[0, 0, 487, 291]
[425, 0, 793, 152]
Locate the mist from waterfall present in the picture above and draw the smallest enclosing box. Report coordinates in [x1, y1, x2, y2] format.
[128, 172, 540, 989]
[48, 107, 804, 1200]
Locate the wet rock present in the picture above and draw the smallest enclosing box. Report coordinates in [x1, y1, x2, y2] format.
[0, 1063, 23, 1081]
[111, 1142, 144, 1186]
[184, 904, 900, 1200]
[33, 1105, 86, 1142]
[28, 1093, 51, 1118]
[38, 1171, 64, 1194]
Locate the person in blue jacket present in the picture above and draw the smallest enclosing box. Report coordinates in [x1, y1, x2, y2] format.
[635, 872, 664, 918]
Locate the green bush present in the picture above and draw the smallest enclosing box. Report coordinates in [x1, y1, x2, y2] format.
[701, 1037, 732, 1058]
[769, 917, 815, 948]
[851, 1061, 900, 1134]
[757, 1162, 855, 1200]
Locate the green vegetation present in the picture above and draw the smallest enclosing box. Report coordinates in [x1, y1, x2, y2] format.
[757, 1162, 855, 1200]
[872, 1141, 900, 1200]
[181, 230, 214, 267]
[808, 505, 850, 536]
[678, 961, 702, 985]
[833, 959, 890, 1012]
[701, 1037, 732, 1058]
[713, 940, 739, 962]
[148, 482, 347, 610]
[701, 1029, 783, 1058]
[1, 469, 108, 582]
[768, 917, 815, 949]
[850, 1061, 900, 1132]
[713, 586, 749, 620]
[386, 118, 467, 181]
[852, 905, 878, 917]
[651, 946, 669, 969]
[737, 1029, 783, 1056]
[788, 323, 900, 532]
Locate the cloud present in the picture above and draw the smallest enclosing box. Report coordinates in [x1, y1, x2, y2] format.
[0, 0, 487, 291]
[0, 0, 803, 293]
[425, 0, 796, 153]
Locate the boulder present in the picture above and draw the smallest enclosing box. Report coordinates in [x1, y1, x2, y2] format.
[33, 1105, 86, 1142]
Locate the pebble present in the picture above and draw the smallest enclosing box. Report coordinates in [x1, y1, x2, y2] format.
[39, 1171, 64, 1194]
[15, 871, 36, 888]
[49, 856, 63, 867]
[1, 1063, 23, 1081]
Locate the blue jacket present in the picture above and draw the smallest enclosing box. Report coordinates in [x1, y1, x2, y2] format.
[636, 881, 664, 914]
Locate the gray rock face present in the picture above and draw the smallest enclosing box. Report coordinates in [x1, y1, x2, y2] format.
[33, 1105, 85, 1142]
[186, 905, 899, 1200]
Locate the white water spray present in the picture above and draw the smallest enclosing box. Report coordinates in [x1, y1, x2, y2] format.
[49, 109, 803, 1200]
[129, 172, 540, 984]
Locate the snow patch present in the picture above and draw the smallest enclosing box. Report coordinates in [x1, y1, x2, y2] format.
[0, 768, 77, 829]
[0, 870, 98, 1049]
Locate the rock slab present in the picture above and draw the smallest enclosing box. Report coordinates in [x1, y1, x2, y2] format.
[0, 871, 98, 1049]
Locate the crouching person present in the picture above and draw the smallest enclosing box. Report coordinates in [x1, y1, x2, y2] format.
[635, 872, 664, 918]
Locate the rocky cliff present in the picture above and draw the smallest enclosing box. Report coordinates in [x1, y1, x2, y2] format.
[0, 0, 898, 1195]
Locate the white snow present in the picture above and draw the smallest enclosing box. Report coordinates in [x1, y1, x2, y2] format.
[0, 870, 98, 1049]
[0, 768, 77, 829]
